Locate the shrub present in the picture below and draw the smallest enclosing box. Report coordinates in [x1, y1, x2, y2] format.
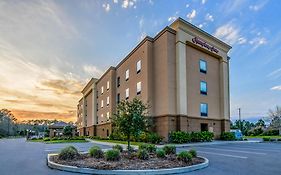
[163, 145, 176, 155]
[58, 146, 79, 160]
[105, 149, 120, 161]
[277, 138, 281, 141]
[31, 137, 38, 140]
[263, 137, 270, 141]
[270, 138, 276, 142]
[139, 143, 156, 153]
[177, 151, 192, 162]
[190, 131, 214, 142]
[146, 132, 163, 144]
[51, 137, 58, 141]
[262, 130, 279, 136]
[220, 132, 236, 141]
[127, 145, 135, 152]
[89, 146, 104, 158]
[156, 149, 165, 158]
[137, 149, 149, 160]
[43, 137, 50, 141]
[109, 132, 126, 141]
[112, 144, 123, 152]
[169, 131, 191, 143]
[188, 149, 197, 158]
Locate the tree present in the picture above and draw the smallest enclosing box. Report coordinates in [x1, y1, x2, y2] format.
[255, 119, 265, 127]
[63, 126, 73, 137]
[0, 109, 17, 136]
[112, 98, 149, 152]
[268, 106, 281, 135]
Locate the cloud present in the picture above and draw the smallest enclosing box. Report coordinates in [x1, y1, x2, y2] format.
[12, 110, 76, 122]
[186, 4, 189, 8]
[168, 11, 179, 22]
[202, 0, 207, 5]
[205, 13, 214, 22]
[122, 0, 136, 8]
[267, 68, 281, 79]
[102, 3, 111, 12]
[271, 85, 281, 91]
[83, 65, 103, 77]
[214, 23, 241, 45]
[186, 9, 196, 22]
[249, 1, 268, 11]
[238, 37, 247, 44]
[249, 37, 267, 49]
[113, 0, 118, 3]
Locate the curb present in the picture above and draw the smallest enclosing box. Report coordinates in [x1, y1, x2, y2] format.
[47, 154, 209, 175]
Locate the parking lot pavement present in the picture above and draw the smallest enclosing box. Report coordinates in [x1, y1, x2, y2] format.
[178, 142, 281, 175]
[1, 138, 280, 175]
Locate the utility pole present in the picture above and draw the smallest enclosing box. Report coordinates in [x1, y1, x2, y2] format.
[238, 108, 242, 131]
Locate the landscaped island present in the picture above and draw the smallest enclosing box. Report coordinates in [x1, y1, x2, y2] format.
[48, 143, 207, 173]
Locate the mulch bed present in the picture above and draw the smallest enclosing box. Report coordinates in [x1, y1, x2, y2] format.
[51, 151, 204, 170]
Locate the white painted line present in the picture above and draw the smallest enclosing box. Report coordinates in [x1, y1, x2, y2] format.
[215, 146, 281, 153]
[198, 151, 248, 159]
[199, 147, 266, 155]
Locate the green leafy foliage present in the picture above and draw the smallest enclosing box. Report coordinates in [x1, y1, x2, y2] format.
[263, 137, 270, 141]
[138, 143, 156, 153]
[89, 146, 104, 158]
[156, 149, 165, 158]
[112, 98, 149, 151]
[58, 146, 79, 160]
[177, 151, 192, 162]
[137, 149, 149, 160]
[163, 145, 176, 155]
[112, 144, 123, 152]
[220, 132, 236, 141]
[105, 149, 120, 161]
[188, 149, 197, 158]
[169, 131, 191, 143]
[63, 126, 73, 137]
[190, 131, 214, 142]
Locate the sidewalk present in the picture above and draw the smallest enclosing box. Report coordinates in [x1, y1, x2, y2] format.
[86, 138, 261, 149]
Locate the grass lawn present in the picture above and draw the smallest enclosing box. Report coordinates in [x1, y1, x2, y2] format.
[244, 135, 281, 139]
[28, 139, 89, 144]
[89, 139, 145, 146]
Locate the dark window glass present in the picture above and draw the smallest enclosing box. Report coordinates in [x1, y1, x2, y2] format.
[117, 93, 120, 104]
[117, 77, 120, 87]
[200, 60, 207, 74]
[200, 81, 207, 95]
[200, 103, 208, 117]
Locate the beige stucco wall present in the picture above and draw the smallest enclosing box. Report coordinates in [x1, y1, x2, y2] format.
[85, 91, 93, 127]
[185, 45, 221, 119]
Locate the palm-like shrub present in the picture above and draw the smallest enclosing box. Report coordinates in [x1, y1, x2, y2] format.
[58, 146, 79, 160]
[89, 146, 103, 158]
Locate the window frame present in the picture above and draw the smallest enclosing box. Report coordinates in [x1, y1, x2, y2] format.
[199, 59, 207, 74]
[200, 81, 208, 95]
[107, 81, 110, 90]
[125, 69, 129, 81]
[137, 81, 141, 95]
[125, 88, 129, 100]
[136, 60, 141, 74]
[200, 103, 208, 117]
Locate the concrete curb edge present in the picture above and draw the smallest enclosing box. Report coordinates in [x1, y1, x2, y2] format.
[47, 154, 209, 175]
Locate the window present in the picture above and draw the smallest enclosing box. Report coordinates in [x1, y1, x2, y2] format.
[96, 103, 98, 111]
[107, 81, 110, 90]
[125, 69, 129, 81]
[137, 60, 141, 74]
[101, 100, 104, 108]
[101, 114, 104, 123]
[199, 60, 207, 74]
[200, 81, 207, 95]
[117, 77, 120, 87]
[106, 112, 110, 120]
[125, 88, 129, 100]
[200, 103, 208, 117]
[101, 86, 104, 94]
[117, 93, 120, 104]
[107, 96, 109, 106]
[137, 82, 141, 95]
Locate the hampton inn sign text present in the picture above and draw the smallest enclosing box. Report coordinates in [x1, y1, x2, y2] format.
[192, 37, 219, 53]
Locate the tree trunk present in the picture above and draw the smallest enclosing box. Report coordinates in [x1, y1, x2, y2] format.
[127, 134, 131, 154]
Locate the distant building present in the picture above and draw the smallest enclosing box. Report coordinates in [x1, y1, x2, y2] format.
[77, 18, 232, 140]
[48, 121, 75, 137]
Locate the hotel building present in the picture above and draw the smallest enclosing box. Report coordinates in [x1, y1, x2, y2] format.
[76, 18, 232, 140]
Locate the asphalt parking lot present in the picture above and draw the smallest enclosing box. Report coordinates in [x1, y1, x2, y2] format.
[0, 138, 280, 175]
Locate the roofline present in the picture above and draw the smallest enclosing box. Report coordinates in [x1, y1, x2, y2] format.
[81, 78, 98, 94]
[172, 17, 232, 50]
[95, 66, 116, 84]
[115, 26, 176, 69]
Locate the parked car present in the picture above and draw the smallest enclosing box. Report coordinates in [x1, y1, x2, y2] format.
[230, 129, 243, 140]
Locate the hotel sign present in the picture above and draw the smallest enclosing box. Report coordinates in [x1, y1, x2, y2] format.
[192, 37, 219, 53]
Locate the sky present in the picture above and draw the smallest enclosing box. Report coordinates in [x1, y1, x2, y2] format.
[0, 0, 280, 122]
